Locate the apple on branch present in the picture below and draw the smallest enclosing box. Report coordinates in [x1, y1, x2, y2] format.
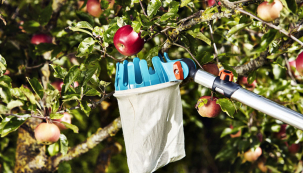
[208, 0, 221, 7]
[195, 96, 221, 118]
[54, 112, 72, 130]
[295, 52, 303, 76]
[202, 63, 219, 76]
[31, 34, 53, 45]
[257, 0, 283, 22]
[87, 0, 103, 17]
[35, 123, 61, 145]
[113, 25, 144, 56]
[244, 147, 262, 162]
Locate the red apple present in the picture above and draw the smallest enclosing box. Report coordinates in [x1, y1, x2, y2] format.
[296, 52, 303, 76]
[195, 96, 221, 118]
[208, 0, 221, 6]
[31, 34, 52, 45]
[288, 143, 300, 154]
[34, 123, 60, 145]
[203, 63, 219, 76]
[113, 25, 144, 56]
[237, 76, 256, 91]
[230, 125, 241, 138]
[257, 0, 283, 22]
[54, 112, 72, 130]
[244, 147, 262, 162]
[52, 81, 79, 91]
[87, 0, 103, 17]
[274, 124, 287, 140]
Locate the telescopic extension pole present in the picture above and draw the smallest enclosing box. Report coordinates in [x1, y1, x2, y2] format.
[193, 69, 303, 130]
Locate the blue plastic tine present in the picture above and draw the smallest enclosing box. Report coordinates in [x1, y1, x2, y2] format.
[115, 62, 120, 89]
[128, 62, 136, 89]
[158, 53, 164, 62]
[139, 60, 151, 86]
[152, 56, 169, 83]
[133, 58, 143, 85]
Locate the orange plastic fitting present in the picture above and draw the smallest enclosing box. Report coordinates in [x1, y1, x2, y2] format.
[219, 69, 233, 82]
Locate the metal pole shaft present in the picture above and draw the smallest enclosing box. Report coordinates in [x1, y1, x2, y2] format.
[193, 69, 303, 130]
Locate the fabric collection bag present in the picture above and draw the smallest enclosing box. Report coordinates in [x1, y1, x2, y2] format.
[114, 81, 185, 173]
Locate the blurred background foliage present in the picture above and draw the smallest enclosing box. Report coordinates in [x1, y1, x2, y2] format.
[1, 0, 303, 172]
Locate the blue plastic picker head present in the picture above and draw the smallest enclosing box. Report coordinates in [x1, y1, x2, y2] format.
[115, 52, 192, 91]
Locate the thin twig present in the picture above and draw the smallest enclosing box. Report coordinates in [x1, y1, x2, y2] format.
[145, 27, 172, 42]
[233, 0, 253, 4]
[176, 10, 204, 24]
[236, 8, 303, 47]
[208, 23, 219, 64]
[284, 55, 298, 85]
[56, 91, 114, 114]
[173, 43, 203, 69]
[98, 50, 127, 62]
[139, 0, 148, 17]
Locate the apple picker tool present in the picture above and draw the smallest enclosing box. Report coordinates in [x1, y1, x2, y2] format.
[114, 52, 303, 173]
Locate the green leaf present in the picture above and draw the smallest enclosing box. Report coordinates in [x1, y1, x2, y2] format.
[59, 134, 69, 155]
[226, 23, 252, 37]
[38, 3, 52, 26]
[286, 0, 297, 13]
[62, 66, 81, 93]
[69, 27, 92, 36]
[147, 0, 161, 17]
[77, 37, 95, 57]
[50, 113, 64, 119]
[160, 12, 177, 21]
[27, 77, 44, 99]
[196, 98, 208, 108]
[100, 80, 111, 87]
[0, 116, 13, 135]
[187, 30, 211, 46]
[75, 11, 94, 26]
[58, 162, 72, 173]
[220, 127, 243, 137]
[199, 52, 214, 64]
[101, 0, 109, 9]
[80, 100, 91, 116]
[50, 64, 68, 79]
[253, 29, 278, 53]
[180, 0, 191, 7]
[0, 81, 11, 103]
[247, 71, 256, 84]
[62, 94, 81, 102]
[271, 124, 281, 132]
[131, 21, 141, 33]
[48, 142, 60, 156]
[0, 105, 9, 114]
[84, 88, 101, 96]
[1, 115, 29, 137]
[75, 21, 93, 30]
[79, 64, 98, 87]
[103, 23, 119, 44]
[0, 54, 6, 75]
[7, 100, 23, 110]
[60, 122, 79, 133]
[169, 1, 180, 13]
[20, 85, 36, 104]
[216, 98, 236, 118]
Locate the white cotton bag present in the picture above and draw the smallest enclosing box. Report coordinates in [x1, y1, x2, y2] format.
[114, 81, 185, 173]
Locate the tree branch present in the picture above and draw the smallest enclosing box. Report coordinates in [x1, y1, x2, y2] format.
[233, 51, 268, 76]
[161, 11, 233, 52]
[49, 117, 122, 171]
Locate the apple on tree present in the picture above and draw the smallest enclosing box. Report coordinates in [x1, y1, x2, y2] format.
[288, 143, 300, 154]
[257, 0, 283, 22]
[237, 76, 256, 91]
[87, 0, 102, 17]
[203, 63, 219, 76]
[295, 52, 303, 76]
[34, 123, 61, 145]
[244, 146, 262, 162]
[31, 34, 53, 45]
[195, 96, 221, 118]
[229, 125, 241, 138]
[54, 112, 72, 130]
[208, 0, 221, 7]
[113, 25, 144, 56]
[274, 124, 287, 140]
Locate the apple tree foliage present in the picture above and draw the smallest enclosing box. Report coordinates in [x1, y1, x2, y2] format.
[1, 0, 303, 172]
